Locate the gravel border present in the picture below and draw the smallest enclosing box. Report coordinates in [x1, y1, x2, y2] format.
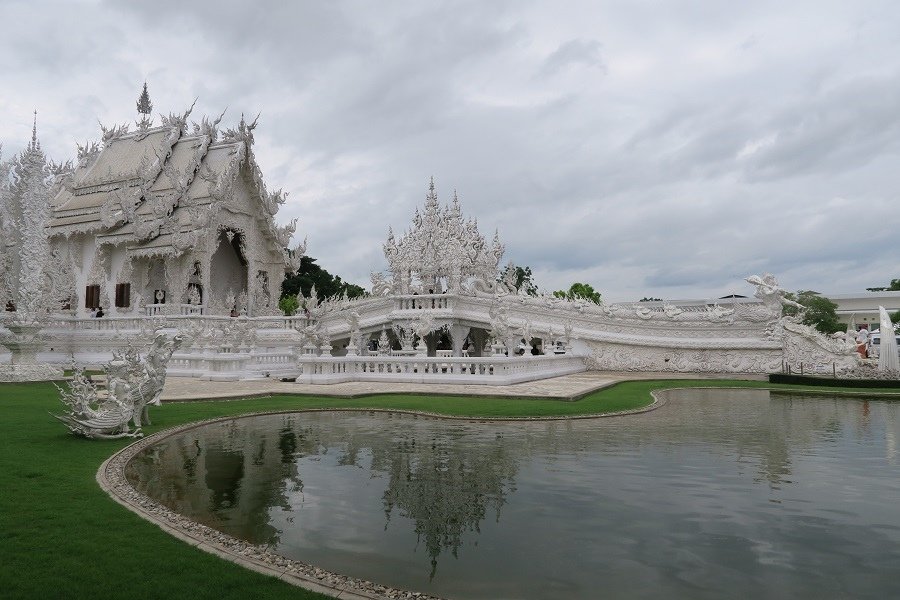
[96, 397, 666, 599]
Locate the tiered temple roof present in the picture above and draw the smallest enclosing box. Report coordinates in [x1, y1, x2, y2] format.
[49, 103, 299, 267]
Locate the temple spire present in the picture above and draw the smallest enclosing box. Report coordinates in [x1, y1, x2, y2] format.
[136, 81, 153, 130]
[28, 110, 40, 152]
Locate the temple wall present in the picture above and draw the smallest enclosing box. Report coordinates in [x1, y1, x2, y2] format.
[581, 340, 783, 373]
[72, 235, 95, 317]
[107, 245, 127, 314]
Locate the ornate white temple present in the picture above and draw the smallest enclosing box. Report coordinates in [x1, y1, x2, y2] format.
[46, 93, 304, 318]
[379, 180, 505, 296]
[0, 87, 865, 383]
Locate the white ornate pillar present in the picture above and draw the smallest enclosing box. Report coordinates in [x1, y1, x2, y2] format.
[449, 324, 469, 357]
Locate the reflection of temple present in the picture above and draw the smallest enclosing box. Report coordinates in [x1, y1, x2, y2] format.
[126, 415, 308, 546]
[127, 412, 519, 567]
[126, 395, 900, 581]
[373, 423, 518, 577]
[47, 87, 303, 318]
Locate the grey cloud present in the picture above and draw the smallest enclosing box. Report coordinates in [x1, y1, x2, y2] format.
[2, 0, 899, 301]
[539, 39, 606, 77]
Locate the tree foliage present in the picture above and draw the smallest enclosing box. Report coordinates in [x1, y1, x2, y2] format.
[639, 297, 662, 302]
[553, 282, 602, 304]
[499, 264, 538, 296]
[278, 295, 299, 316]
[281, 256, 366, 301]
[784, 290, 842, 334]
[865, 278, 900, 292]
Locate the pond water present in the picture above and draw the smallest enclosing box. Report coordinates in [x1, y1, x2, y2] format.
[126, 389, 900, 599]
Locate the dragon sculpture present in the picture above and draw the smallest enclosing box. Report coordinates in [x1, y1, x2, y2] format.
[52, 333, 183, 439]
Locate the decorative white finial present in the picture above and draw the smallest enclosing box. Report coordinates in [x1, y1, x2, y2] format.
[28, 110, 40, 151]
[136, 82, 153, 130]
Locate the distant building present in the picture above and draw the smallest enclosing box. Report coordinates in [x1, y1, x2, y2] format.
[825, 291, 900, 329]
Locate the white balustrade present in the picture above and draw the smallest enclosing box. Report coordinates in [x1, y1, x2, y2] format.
[294, 354, 586, 385]
[394, 294, 453, 311]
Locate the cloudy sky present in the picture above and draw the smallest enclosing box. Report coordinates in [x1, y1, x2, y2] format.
[2, 0, 898, 302]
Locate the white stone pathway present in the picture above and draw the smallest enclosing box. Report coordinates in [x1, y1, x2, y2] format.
[161, 371, 767, 402]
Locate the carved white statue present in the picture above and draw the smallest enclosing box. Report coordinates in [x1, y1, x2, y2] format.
[52, 333, 183, 439]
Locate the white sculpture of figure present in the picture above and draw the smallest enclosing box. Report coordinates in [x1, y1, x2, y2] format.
[155, 289, 165, 304]
[346, 311, 361, 355]
[411, 313, 435, 354]
[563, 320, 574, 351]
[237, 290, 248, 315]
[370, 272, 392, 297]
[224, 289, 237, 314]
[52, 333, 183, 439]
[878, 306, 899, 372]
[131, 291, 143, 314]
[187, 286, 201, 306]
[305, 285, 322, 319]
[745, 273, 803, 317]
[377, 328, 391, 355]
[392, 323, 416, 351]
[522, 320, 532, 346]
[488, 303, 511, 354]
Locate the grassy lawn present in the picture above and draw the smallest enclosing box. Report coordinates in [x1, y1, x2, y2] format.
[0, 378, 896, 599]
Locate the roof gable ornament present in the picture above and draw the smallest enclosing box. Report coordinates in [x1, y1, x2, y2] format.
[192, 108, 227, 142]
[159, 98, 197, 136]
[221, 112, 259, 147]
[98, 121, 130, 145]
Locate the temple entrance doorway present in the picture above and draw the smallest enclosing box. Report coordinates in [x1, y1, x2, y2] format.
[210, 230, 248, 314]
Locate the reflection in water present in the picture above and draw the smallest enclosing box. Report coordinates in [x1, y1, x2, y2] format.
[126, 391, 900, 600]
[375, 427, 517, 578]
[205, 448, 243, 510]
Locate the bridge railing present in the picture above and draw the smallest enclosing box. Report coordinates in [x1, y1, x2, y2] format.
[393, 294, 453, 311]
[295, 353, 586, 385]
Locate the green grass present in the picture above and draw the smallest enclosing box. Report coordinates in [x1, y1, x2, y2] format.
[0, 378, 896, 599]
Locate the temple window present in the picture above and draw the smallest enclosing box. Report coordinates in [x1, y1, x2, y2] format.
[115, 283, 131, 308]
[85, 285, 100, 309]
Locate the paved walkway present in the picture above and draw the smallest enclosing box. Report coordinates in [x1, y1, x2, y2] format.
[161, 371, 767, 402]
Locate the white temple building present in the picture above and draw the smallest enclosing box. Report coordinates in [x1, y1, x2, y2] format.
[46, 89, 303, 319]
[0, 86, 868, 383]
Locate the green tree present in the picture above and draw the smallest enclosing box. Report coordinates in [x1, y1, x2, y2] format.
[785, 290, 842, 334]
[498, 264, 539, 296]
[281, 256, 366, 301]
[278, 295, 299, 316]
[865, 278, 900, 292]
[553, 282, 602, 304]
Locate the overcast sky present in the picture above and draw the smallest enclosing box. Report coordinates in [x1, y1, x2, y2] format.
[2, 0, 898, 302]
